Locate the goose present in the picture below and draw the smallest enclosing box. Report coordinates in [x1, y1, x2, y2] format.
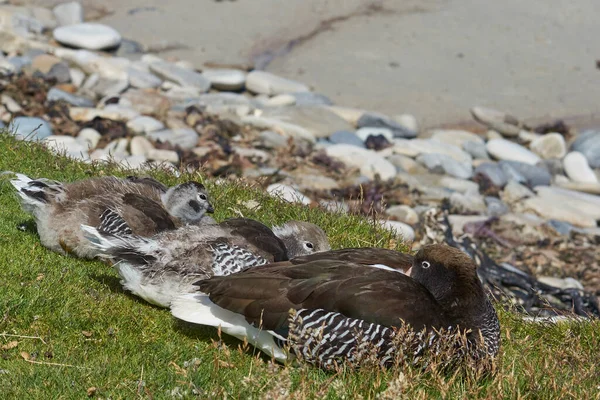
[171, 244, 500, 369]
[10, 174, 214, 258]
[81, 216, 331, 308]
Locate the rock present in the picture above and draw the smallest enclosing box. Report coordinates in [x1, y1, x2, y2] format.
[289, 92, 333, 106]
[149, 61, 210, 92]
[129, 135, 154, 156]
[126, 116, 165, 134]
[386, 154, 424, 173]
[405, 139, 472, 164]
[392, 114, 418, 135]
[537, 277, 584, 291]
[246, 71, 310, 95]
[449, 192, 487, 214]
[571, 130, 600, 168]
[387, 139, 421, 158]
[69, 105, 139, 122]
[9, 116, 52, 141]
[46, 87, 94, 107]
[563, 151, 598, 183]
[501, 180, 535, 204]
[544, 220, 575, 236]
[463, 140, 490, 160]
[104, 138, 129, 155]
[146, 128, 199, 150]
[292, 173, 339, 191]
[121, 155, 148, 169]
[319, 200, 349, 214]
[386, 205, 419, 225]
[53, 23, 122, 50]
[115, 39, 144, 56]
[127, 67, 162, 89]
[446, 215, 489, 235]
[82, 74, 128, 97]
[43, 135, 89, 160]
[416, 153, 472, 179]
[329, 130, 365, 148]
[1, 94, 21, 113]
[355, 127, 394, 142]
[53, 1, 83, 26]
[266, 183, 311, 205]
[258, 130, 288, 149]
[118, 90, 169, 116]
[264, 94, 296, 107]
[325, 144, 397, 181]
[529, 133, 566, 159]
[486, 138, 541, 165]
[147, 148, 179, 164]
[471, 106, 523, 137]
[69, 68, 85, 87]
[357, 112, 417, 138]
[517, 130, 541, 143]
[438, 176, 480, 194]
[259, 106, 354, 139]
[519, 196, 597, 228]
[31, 54, 70, 83]
[429, 129, 484, 148]
[378, 220, 415, 242]
[201, 68, 246, 91]
[555, 181, 600, 195]
[485, 196, 509, 217]
[242, 115, 314, 143]
[325, 106, 365, 126]
[77, 128, 101, 149]
[499, 160, 552, 187]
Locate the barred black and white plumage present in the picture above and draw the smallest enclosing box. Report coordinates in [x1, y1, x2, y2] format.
[210, 243, 269, 276]
[98, 209, 133, 236]
[171, 244, 501, 370]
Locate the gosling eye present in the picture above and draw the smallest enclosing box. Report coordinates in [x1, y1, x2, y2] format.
[304, 242, 314, 250]
[421, 261, 431, 269]
[198, 194, 207, 201]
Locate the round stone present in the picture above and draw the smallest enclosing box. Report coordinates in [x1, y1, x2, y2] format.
[563, 152, 598, 183]
[9, 117, 53, 141]
[53, 23, 122, 51]
[378, 220, 415, 242]
[486, 138, 541, 165]
[529, 133, 566, 159]
[202, 68, 246, 91]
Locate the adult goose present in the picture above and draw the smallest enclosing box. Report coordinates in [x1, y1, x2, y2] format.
[81, 216, 331, 308]
[10, 174, 214, 259]
[171, 244, 500, 369]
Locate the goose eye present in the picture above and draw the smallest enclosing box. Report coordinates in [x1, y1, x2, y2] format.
[421, 261, 431, 269]
[304, 242, 314, 250]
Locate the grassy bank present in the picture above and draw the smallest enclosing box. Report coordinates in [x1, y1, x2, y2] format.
[0, 133, 598, 399]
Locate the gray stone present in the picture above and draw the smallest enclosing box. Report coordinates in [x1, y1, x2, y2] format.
[449, 192, 487, 214]
[463, 140, 490, 160]
[266, 183, 311, 205]
[499, 160, 551, 187]
[571, 130, 600, 168]
[474, 162, 508, 188]
[260, 106, 354, 139]
[393, 114, 418, 135]
[9, 116, 52, 141]
[355, 127, 394, 142]
[386, 204, 419, 225]
[127, 67, 162, 89]
[438, 176, 479, 194]
[201, 68, 246, 91]
[386, 154, 424, 173]
[485, 196, 509, 217]
[563, 151, 598, 183]
[325, 144, 397, 181]
[537, 276, 584, 290]
[53, 1, 83, 26]
[402, 139, 472, 164]
[147, 148, 179, 164]
[7, 56, 31, 73]
[53, 23, 122, 51]
[357, 112, 417, 138]
[529, 133, 566, 159]
[471, 106, 522, 137]
[246, 71, 310, 95]
[416, 153, 473, 179]
[501, 180, 535, 204]
[258, 130, 288, 149]
[545, 220, 574, 236]
[150, 61, 210, 92]
[115, 39, 144, 56]
[430, 129, 484, 148]
[46, 87, 94, 107]
[290, 92, 333, 106]
[486, 138, 541, 165]
[127, 116, 165, 134]
[146, 128, 199, 150]
[378, 220, 415, 241]
[1, 94, 21, 113]
[520, 196, 597, 228]
[329, 130, 365, 148]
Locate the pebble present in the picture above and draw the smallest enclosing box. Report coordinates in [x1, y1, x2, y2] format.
[386, 205, 419, 225]
[392, 114, 418, 135]
[378, 220, 415, 242]
[129, 135, 155, 156]
[471, 106, 522, 137]
[121, 89, 171, 115]
[386, 154, 424, 173]
[69, 105, 139, 122]
[449, 192, 487, 214]
[235, 147, 271, 163]
[462, 140, 490, 160]
[325, 144, 397, 181]
[265, 94, 296, 107]
[289, 92, 333, 106]
[105, 138, 129, 155]
[149, 61, 210, 92]
[53, 23, 122, 51]
[571, 130, 600, 168]
[537, 277, 584, 291]
[69, 67, 85, 87]
[429, 129, 484, 148]
[242, 115, 314, 142]
[520, 196, 597, 228]
[438, 176, 480, 194]
[127, 116, 165, 134]
[77, 128, 101, 149]
[127, 67, 162, 89]
[146, 128, 199, 150]
[201, 68, 246, 91]
[260, 106, 353, 139]
[387, 139, 420, 158]
[46, 87, 94, 107]
[319, 200, 349, 214]
[1, 94, 21, 113]
[329, 130, 365, 148]
[357, 112, 417, 138]
[517, 130, 541, 143]
[501, 180, 535, 204]
[499, 160, 552, 187]
[121, 155, 148, 169]
[417, 153, 473, 179]
[405, 139, 472, 164]
[529, 133, 566, 159]
[355, 127, 394, 142]
[473, 162, 508, 191]
[326, 106, 365, 126]
[32, 54, 71, 83]
[486, 138, 541, 165]
[563, 152, 598, 183]
[555, 181, 600, 195]
[9, 116, 52, 141]
[266, 183, 311, 205]
[147, 148, 179, 164]
[52, 1, 83, 26]
[246, 71, 310, 95]
[258, 130, 288, 149]
[485, 196, 509, 217]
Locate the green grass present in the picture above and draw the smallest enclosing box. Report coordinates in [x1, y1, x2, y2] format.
[0, 132, 599, 399]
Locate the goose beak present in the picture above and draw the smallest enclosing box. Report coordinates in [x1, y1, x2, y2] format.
[206, 204, 215, 214]
[405, 266, 412, 277]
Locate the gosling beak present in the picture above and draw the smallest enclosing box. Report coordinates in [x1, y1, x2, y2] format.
[405, 266, 412, 277]
[206, 204, 215, 214]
